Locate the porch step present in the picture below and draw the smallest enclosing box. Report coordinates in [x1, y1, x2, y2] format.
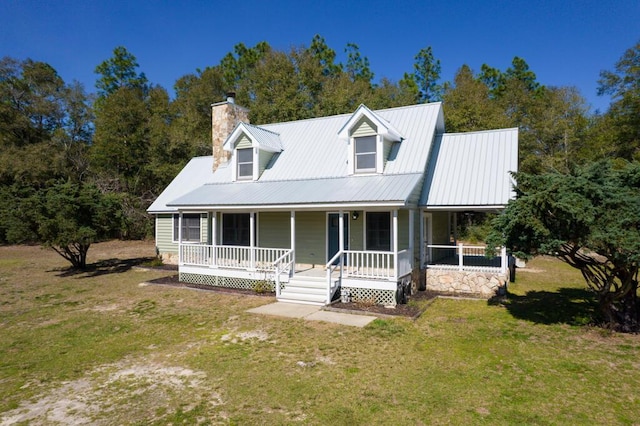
[278, 277, 328, 305]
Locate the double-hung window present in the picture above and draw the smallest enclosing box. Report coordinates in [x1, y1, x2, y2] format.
[366, 212, 391, 251]
[222, 213, 251, 246]
[354, 136, 377, 173]
[173, 214, 201, 242]
[237, 148, 253, 179]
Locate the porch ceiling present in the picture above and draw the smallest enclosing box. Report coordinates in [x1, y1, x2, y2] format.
[167, 173, 423, 210]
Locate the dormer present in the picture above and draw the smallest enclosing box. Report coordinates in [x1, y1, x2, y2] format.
[338, 104, 403, 175]
[223, 123, 283, 181]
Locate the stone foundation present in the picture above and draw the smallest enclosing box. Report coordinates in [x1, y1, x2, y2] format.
[160, 252, 179, 265]
[425, 269, 507, 297]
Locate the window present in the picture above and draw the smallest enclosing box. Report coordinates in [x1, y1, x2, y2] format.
[366, 212, 390, 251]
[173, 214, 201, 242]
[222, 213, 251, 246]
[354, 136, 377, 173]
[237, 148, 253, 179]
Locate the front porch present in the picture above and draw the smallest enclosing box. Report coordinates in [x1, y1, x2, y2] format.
[177, 244, 412, 306]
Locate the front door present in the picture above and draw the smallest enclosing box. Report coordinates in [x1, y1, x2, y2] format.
[327, 213, 349, 264]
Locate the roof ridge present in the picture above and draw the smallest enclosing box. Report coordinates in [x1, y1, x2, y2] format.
[442, 127, 519, 136]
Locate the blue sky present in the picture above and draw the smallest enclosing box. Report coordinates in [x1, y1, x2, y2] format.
[1, 0, 638, 113]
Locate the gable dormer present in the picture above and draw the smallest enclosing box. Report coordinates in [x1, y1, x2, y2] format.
[338, 104, 403, 175]
[223, 123, 283, 181]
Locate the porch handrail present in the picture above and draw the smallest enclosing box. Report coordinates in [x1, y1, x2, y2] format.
[273, 249, 294, 298]
[325, 250, 344, 304]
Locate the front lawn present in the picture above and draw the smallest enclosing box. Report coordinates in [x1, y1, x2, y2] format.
[0, 242, 638, 424]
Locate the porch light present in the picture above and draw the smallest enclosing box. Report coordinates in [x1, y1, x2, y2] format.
[351, 211, 360, 220]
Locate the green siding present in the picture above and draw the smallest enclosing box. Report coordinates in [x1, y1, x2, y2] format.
[235, 133, 252, 149]
[349, 213, 364, 251]
[398, 209, 410, 250]
[295, 211, 326, 266]
[258, 150, 272, 177]
[432, 211, 450, 244]
[156, 214, 177, 254]
[350, 117, 377, 137]
[258, 212, 290, 249]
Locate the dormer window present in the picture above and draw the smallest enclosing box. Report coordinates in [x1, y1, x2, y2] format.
[237, 148, 253, 180]
[338, 104, 404, 176]
[223, 123, 283, 182]
[355, 136, 377, 173]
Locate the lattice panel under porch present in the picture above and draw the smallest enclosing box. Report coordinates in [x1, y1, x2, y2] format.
[342, 287, 396, 306]
[179, 273, 274, 291]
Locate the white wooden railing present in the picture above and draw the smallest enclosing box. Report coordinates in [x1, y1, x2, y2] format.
[325, 248, 413, 300]
[180, 244, 293, 273]
[424, 244, 507, 273]
[344, 250, 394, 280]
[273, 249, 294, 298]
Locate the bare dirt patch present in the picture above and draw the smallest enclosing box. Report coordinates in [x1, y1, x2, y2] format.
[0, 361, 221, 425]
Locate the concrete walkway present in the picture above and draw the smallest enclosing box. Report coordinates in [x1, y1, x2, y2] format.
[247, 302, 377, 327]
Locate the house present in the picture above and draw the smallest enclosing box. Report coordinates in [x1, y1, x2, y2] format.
[147, 96, 518, 305]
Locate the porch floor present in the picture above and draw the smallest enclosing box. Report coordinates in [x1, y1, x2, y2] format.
[293, 265, 326, 278]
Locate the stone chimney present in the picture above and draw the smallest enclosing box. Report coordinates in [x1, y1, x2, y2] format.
[211, 92, 250, 171]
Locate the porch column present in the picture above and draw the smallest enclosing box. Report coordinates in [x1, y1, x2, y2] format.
[409, 209, 415, 270]
[250, 212, 255, 270]
[178, 212, 183, 264]
[393, 209, 398, 280]
[339, 210, 345, 252]
[290, 211, 296, 272]
[211, 212, 217, 267]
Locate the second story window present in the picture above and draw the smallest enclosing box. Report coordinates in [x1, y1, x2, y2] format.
[237, 148, 253, 179]
[354, 136, 376, 173]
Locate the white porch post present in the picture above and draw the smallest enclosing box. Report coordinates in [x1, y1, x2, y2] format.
[178, 212, 183, 264]
[408, 209, 415, 270]
[290, 211, 296, 273]
[211, 212, 217, 268]
[393, 209, 398, 280]
[250, 212, 256, 270]
[338, 210, 344, 252]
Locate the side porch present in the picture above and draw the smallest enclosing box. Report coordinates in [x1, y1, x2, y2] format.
[420, 209, 509, 297]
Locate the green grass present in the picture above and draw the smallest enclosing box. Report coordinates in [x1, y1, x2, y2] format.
[0, 243, 639, 424]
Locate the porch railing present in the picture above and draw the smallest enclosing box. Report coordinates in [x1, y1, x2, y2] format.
[180, 244, 293, 274]
[273, 249, 294, 298]
[424, 244, 507, 273]
[345, 250, 394, 280]
[325, 248, 413, 299]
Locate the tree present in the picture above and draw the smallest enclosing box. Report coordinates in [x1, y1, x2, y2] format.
[344, 43, 374, 83]
[442, 64, 508, 132]
[36, 182, 120, 269]
[597, 41, 640, 160]
[410, 46, 442, 103]
[94, 46, 148, 99]
[487, 161, 640, 332]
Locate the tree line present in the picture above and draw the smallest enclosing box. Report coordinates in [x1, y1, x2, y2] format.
[1, 36, 639, 330]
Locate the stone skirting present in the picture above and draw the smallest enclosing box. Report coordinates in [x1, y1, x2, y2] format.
[425, 269, 507, 297]
[160, 252, 179, 265]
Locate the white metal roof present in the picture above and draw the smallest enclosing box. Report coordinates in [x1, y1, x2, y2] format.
[223, 122, 283, 153]
[147, 156, 214, 213]
[168, 173, 424, 210]
[420, 128, 518, 208]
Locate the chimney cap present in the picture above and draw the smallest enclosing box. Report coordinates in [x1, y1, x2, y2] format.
[226, 92, 236, 103]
